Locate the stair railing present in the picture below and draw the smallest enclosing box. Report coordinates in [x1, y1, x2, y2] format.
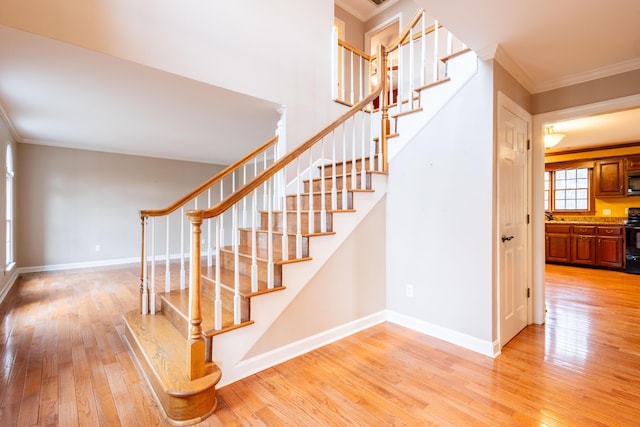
[332, 26, 374, 107]
[138, 135, 280, 316]
[183, 45, 389, 379]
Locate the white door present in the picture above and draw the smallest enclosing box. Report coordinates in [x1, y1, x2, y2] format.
[498, 94, 530, 346]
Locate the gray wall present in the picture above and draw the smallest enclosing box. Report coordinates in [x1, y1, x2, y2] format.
[16, 143, 225, 268]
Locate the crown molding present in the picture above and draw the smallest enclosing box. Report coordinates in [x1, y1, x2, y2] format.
[0, 101, 22, 143]
[335, 0, 400, 22]
[533, 57, 640, 94]
[480, 44, 536, 94]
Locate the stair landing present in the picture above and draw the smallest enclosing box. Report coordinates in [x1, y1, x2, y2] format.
[123, 310, 221, 426]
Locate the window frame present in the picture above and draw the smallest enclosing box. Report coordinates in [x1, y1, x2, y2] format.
[544, 160, 595, 215]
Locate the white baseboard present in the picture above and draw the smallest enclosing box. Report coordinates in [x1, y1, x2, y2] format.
[387, 310, 498, 358]
[0, 267, 20, 305]
[17, 256, 140, 274]
[219, 310, 387, 387]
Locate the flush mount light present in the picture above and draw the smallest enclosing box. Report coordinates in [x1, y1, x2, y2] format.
[544, 125, 565, 148]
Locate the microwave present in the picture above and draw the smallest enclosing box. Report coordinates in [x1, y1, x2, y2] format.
[629, 171, 640, 195]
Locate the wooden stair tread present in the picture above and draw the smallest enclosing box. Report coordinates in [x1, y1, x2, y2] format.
[161, 289, 235, 333]
[238, 226, 334, 238]
[124, 310, 221, 395]
[415, 77, 451, 92]
[441, 47, 472, 62]
[218, 245, 311, 263]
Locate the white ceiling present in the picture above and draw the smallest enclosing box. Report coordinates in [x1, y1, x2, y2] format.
[1, 1, 640, 163]
[0, 25, 280, 165]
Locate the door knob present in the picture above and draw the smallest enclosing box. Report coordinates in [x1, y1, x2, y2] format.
[501, 235, 514, 242]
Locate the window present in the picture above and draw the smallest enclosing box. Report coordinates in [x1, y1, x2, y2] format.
[6, 144, 14, 270]
[545, 165, 593, 214]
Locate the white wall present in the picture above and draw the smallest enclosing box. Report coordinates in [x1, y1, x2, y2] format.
[386, 60, 495, 350]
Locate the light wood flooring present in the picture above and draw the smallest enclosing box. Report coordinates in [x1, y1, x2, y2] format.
[1, 263, 639, 425]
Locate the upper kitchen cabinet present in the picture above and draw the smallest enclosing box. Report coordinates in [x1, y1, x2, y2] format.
[626, 155, 640, 171]
[594, 159, 624, 197]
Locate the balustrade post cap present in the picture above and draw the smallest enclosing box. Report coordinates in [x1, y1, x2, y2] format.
[186, 210, 205, 221]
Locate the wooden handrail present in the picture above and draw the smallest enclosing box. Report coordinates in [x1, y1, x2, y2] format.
[338, 39, 372, 61]
[387, 9, 425, 52]
[140, 135, 279, 218]
[188, 85, 383, 222]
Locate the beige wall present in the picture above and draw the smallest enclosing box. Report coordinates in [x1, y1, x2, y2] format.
[16, 144, 225, 268]
[335, 4, 366, 50]
[494, 61, 533, 113]
[532, 69, 640, 114]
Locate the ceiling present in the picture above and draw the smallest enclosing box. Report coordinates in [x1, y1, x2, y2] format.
[1, 1, 640, 164]
[0, 25, 280, 165]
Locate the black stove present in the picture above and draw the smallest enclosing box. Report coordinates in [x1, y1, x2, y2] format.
[626, 208, 640, 274]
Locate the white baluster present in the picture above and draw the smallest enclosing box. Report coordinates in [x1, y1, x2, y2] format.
[341, 46, 346, 102]
[207, 189, 212, 267]
[409, 26, 415, 109]
[398, 45, 403, 113]
[350, 50, 355, 105]
[421, 11, 426, 87]
[150, 217, 156, 314]
[320, 139, 327, 233]
[214, 216, 222, 330]
[180, 207, 186, 289]
[351, 118, 357, 183]
[242, 164, 247, 228]
[263, 150, 268, 210]
[308, 148, 315, 235]
[165, 215, 170, 293]
[142, 217, 148, 315]
[331, 26, 338, 101]
[359, 56, 363, 102]
[281, 164, 289, 262]
[433, 19, 440, 82]
[360, 112, 367, 189]
[219, 183, 225, 256]
[251, 189, 258, 293]
[233, 204, 240, 325]
[389, 52, 395, 107]
[447, 31, 453, 56]
[342, 124, 348, 208]
[295, 158, 302, 259]
[267, 179, 274, 289]
[331, 131, 337, 211]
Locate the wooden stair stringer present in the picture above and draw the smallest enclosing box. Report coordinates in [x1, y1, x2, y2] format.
[209, 172, 387, 387]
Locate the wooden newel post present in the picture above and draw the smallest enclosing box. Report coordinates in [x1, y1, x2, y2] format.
[186, 210, 206, 380]
[379, 44, 390, 174]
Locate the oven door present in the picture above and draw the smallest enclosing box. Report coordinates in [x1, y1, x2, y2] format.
[626, 225, 640, 256]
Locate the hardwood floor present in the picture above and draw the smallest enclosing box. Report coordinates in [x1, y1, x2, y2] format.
[1, 263, 639, 425]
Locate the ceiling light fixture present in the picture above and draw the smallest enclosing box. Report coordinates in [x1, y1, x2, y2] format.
[544, 125, 565, 148]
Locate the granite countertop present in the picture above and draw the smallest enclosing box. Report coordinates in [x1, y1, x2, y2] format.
[545, 216, 626, 225]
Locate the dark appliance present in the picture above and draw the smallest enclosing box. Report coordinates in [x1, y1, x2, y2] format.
[626, 208, 640, 274]
[628, 171, 640, 196]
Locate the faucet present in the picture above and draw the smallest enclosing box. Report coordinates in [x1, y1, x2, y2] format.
[545, 212, 554, 221]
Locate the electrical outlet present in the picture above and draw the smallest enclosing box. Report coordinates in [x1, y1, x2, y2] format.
[405, 284, 413, 298]
[602, 209, 611, 216]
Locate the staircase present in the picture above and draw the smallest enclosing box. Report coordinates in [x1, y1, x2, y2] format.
[123, 9, 476, 425]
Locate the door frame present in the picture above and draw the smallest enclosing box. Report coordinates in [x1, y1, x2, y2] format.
[531, 93, 640, 325]
[497, 91, 533, 349]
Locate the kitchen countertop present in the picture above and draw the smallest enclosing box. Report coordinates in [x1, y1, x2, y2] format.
[545, 216, 626, 225]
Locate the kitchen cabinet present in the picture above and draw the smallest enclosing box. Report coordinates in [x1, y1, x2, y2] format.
[596, 225, 624, 268]
[571, 225, 596, 265]
[626, 156, 640, 171]
[545, 224, 571, 263]
[545, 223, 624, 270]
[594, 159, 624, 197]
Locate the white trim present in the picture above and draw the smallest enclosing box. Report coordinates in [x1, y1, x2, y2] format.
[364, 12, 402, 57]
[17, 257, 140, 274]
[218, 310, 387, 387]
[492, 45, 536, 93]
[387, 310, 498, 357]
[0, 266, 20, 305]
[535, 57, 640, 94]
[0, 102, 22, 143]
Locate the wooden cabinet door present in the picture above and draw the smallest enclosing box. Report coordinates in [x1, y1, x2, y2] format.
[595, 159, 624, 197]
[572, 235, 596, 265]
[546, 234, 571, 263]
[627, 156, 640, 171]
[596, 237, 624, 268]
